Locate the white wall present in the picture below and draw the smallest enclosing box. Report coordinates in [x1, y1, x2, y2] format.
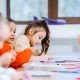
[48, 24, 80, 56]
[49, 24, 80, 38]
[15, 25, 27, 36]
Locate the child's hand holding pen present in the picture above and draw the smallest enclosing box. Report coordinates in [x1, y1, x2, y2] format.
[33, 49, 41, 56]
[40, 55, 54, 63]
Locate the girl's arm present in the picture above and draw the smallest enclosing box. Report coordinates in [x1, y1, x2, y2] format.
[29, 47, 53, 62]
[30, 55, 53, 62]
[14, 35, 30, 52]
[0, 50, 16, 67]
[10, 48, 33, 69]
[29, 55, 46, 62]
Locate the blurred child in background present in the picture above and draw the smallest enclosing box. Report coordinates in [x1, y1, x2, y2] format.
[0, 15, 31, 80]
[0, 15, 16, 67]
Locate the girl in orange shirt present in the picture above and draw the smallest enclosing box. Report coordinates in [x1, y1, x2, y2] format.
[4, 18, 33, 68]
[0, 15, 16, 67]
[0, 15, 31, 80]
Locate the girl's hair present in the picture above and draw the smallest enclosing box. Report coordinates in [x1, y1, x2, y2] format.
[24, 20, 50, 55]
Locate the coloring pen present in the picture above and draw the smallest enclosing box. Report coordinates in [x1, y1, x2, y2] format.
[40, 60, 66, 63]
[52, 70, 80, 73]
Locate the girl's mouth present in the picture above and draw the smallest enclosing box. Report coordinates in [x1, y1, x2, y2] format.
[10, 38, 14, 41]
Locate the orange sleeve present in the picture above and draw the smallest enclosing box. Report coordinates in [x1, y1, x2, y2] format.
[0, 43, 11, 56]
[10, 48, 32, 69]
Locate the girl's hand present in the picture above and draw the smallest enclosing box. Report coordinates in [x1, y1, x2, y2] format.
[0, 50, 16, 67]
[41, 55, 53, 62]
[30, 47, 41, 56]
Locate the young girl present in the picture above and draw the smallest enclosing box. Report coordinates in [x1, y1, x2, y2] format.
[10, 20, 50, 69]
[0, 15, 31, 80]
[0, 15, 16, 67]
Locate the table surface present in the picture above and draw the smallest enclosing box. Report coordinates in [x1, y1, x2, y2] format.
[25, 61, 80, 80]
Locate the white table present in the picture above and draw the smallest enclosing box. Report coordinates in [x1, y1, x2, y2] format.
[24, 61, 80, 80]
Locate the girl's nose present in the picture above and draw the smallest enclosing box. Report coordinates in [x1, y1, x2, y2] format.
[11, 32, 15, 36]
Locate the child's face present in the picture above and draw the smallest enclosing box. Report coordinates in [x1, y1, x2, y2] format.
[30, 31, 46, 46]
[0, 22, 10, 41]
[6, 22, 16, 44]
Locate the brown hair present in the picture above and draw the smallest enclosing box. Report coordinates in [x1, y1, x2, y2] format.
[24, 20, 50, 55]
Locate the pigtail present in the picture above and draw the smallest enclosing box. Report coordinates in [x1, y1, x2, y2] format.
[40, 20, 50, 55]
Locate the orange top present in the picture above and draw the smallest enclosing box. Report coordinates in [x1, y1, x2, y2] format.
[10, 48, 32, 69]
[0, 43, 32, 69]
[0, 43, 11, 56]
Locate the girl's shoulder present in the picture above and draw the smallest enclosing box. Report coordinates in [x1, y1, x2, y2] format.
[15, 35, 29, 44]
[14, 35, 30, 52]
[15, 35, 28, 41]
[0, 43, 11, 56]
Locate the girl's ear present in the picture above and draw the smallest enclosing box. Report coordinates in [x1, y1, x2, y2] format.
[29, 28, 34, 35]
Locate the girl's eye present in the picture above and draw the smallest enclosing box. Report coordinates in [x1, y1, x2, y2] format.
[10, 29, 12, 32]
[14, 30, 16, 33]
[10, 29, 16, 33]
[39, 36, 42, 39]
